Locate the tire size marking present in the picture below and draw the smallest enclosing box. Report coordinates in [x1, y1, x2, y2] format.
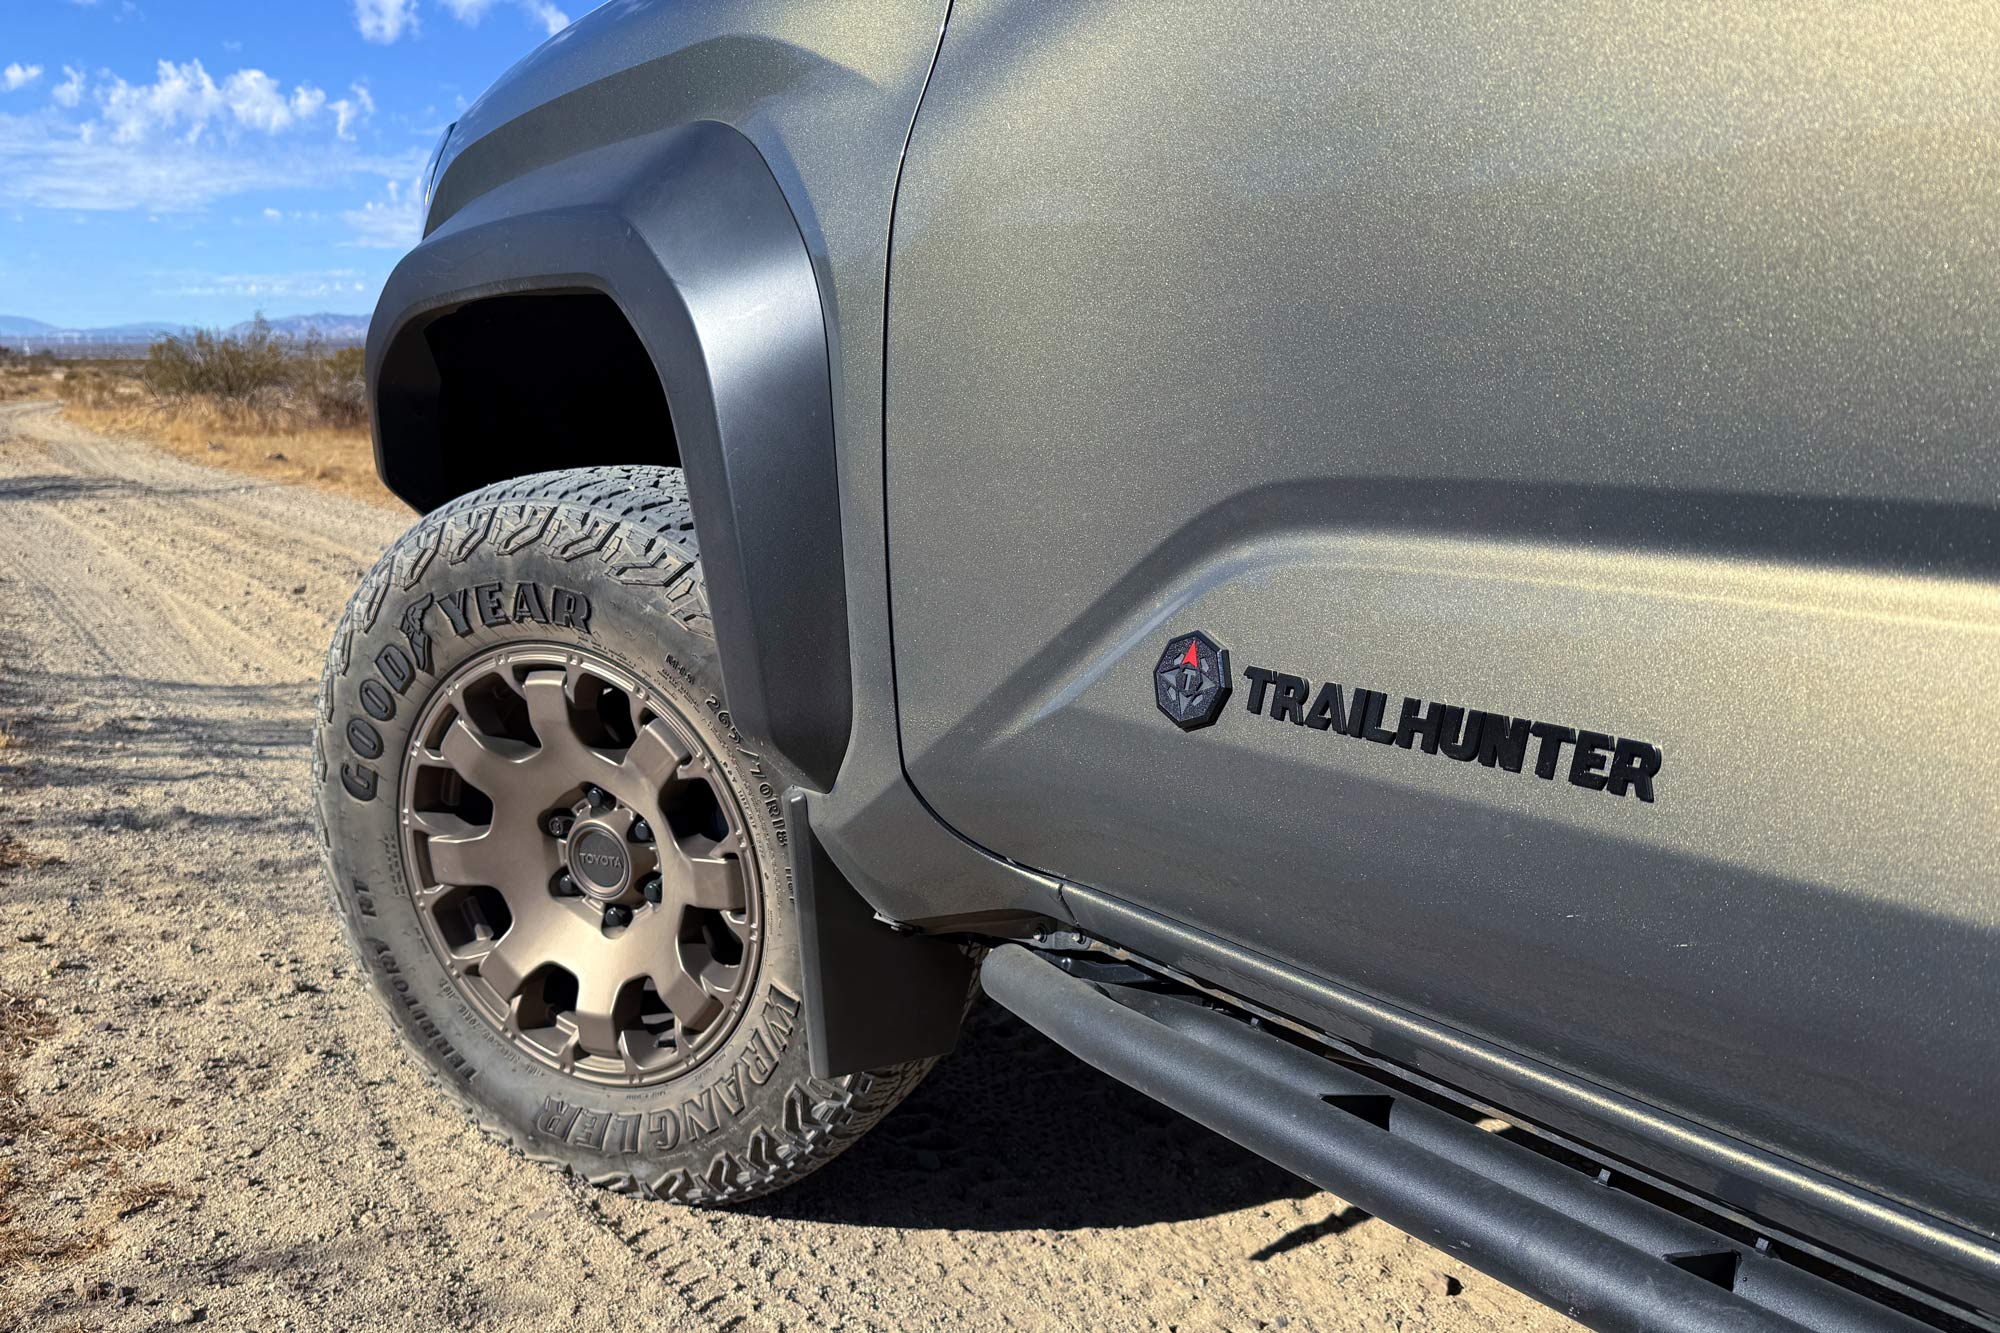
[704, 694, 787, 840]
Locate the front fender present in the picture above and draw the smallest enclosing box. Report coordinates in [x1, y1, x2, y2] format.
[368, 119, 850, 790]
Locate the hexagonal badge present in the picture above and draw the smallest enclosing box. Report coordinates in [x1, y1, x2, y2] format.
[1154, 631, 1232, 731]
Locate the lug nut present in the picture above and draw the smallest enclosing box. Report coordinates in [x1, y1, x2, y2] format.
[543, 812, 573, 838]
[629, 818, 652, 844]
[551, 870, 579, 897]
[602, 903, 633, 929]
[638, 873, 663, 904]
[583, 784, 608, 809]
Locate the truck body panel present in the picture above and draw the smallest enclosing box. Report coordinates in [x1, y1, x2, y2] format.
[885, 0, 2000, 1240]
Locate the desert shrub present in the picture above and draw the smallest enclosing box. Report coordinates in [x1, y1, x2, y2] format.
[145, 318, 294, 399]
[135, 318, 364, 430]
[300, 346, 368, 429]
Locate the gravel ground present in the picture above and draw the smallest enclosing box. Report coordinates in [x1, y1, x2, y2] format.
[0, 400, 1577, 1332]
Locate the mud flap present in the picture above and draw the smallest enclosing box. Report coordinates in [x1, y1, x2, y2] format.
[788, 790, 976, 1078]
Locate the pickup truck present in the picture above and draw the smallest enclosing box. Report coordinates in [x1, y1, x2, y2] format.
[312, 4, 2000, 1329]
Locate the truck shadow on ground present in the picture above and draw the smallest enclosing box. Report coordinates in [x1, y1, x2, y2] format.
[746, 1001, 1321, 1232]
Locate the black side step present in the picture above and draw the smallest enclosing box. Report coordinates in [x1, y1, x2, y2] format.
[982, 945, 1933, 1333]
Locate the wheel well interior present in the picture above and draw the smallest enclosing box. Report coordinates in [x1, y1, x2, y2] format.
[375, 291, 677, 511]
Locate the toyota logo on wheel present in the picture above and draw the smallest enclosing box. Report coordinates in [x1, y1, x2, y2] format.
[1154, 630, 1231, 730]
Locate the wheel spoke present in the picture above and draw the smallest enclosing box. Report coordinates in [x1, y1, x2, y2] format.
[566, 971, 636, 1057]
[407, 809, 478, 838]
[474, 929, 551, 1004]
[440, 716, 535, 793]
[650, 958, 722, 1033]
[426, 831, 498, 888]
[623, 719, 691, 784]
[521, 670, 627, 785]
[563, 662, 607, 713]
[425, 815, 552, 894]
[677, 850, 746, 911]
[519, 671, 576, 749]
[617, 1029, 656, 1076]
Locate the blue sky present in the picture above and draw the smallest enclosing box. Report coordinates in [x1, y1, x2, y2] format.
[1, 0, 595, 329]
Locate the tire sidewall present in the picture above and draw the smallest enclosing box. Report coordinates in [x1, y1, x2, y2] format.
[316, 489, 814, 1191]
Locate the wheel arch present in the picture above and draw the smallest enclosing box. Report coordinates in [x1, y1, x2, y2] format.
[368, 119, 849, 790]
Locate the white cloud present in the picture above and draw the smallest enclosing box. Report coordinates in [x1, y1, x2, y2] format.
[0, 109, 422, 213]
[355, 0, 419, 44]
[439, 0, 570, 36]
[91, 60, 367, 145]
[52, 67, 85, 108]
[0, 53, 407, 271]
[3, 64, 45, 93]
[332, 84, 374, 140]
[98, 60, 223, 142]
[341, 175, 423, 250]
[220, 70, 326, 134]
[522, 1, 570, 35]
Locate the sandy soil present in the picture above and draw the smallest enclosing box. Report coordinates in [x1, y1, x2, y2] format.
[57, 400, 392, 509]
[0, 400, 1578, 1332]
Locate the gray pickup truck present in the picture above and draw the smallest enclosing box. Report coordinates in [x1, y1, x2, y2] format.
[312, 4, 2000, 1330]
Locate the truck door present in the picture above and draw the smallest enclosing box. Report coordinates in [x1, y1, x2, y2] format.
[885, 0, 2000, 1234]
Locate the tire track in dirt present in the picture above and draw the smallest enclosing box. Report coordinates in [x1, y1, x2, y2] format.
[0, 403, 1577, 1332]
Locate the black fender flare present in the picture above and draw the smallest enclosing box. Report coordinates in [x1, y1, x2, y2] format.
[368, 119, 849, 789]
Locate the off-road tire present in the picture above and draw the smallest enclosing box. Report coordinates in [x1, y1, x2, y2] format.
[312, 465, 936, 1203]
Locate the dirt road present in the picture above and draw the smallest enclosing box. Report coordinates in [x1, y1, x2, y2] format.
[0, 401, 1575, 1332]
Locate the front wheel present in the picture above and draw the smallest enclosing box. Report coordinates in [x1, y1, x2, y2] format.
[313, 465, 935, 1202]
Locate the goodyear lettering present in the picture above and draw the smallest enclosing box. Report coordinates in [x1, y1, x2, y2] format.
[511, 582, 549, 624]
[339, 761, 378, 801]
[375, 643, 416, 693]
[358, 678, 397, 723]
[437, 588, 474, 636]
[345, 716, 384, 760]
[341, 584, 591, 804]
[550, 588, 590, 632]
[432, 583, 591, 637]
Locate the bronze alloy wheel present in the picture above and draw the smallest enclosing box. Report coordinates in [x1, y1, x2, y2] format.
[399, 643, 762, 1088]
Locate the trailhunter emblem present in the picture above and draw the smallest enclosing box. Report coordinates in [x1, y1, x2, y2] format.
[1154, 631, 1232, 730]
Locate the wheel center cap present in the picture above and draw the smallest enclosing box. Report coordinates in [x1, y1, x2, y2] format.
[567, 825, 632, 899]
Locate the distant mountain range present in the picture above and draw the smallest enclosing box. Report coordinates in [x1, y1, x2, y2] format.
[0, 313, 368, 350]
